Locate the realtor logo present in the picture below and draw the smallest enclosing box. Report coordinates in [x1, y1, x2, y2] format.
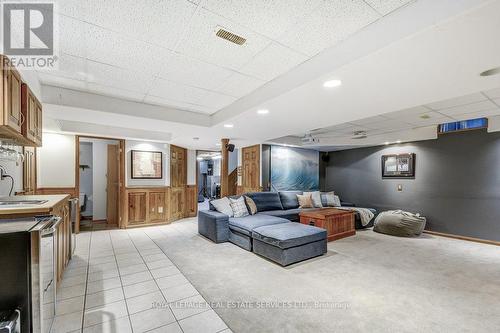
[3, 2, 54, 55]
[1, 2, 58, 69]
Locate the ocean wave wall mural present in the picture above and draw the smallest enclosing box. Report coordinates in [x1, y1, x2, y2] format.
[270, 146, 319, 191]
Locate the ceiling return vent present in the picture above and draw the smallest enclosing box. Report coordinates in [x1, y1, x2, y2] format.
[216, 28, 246, 45]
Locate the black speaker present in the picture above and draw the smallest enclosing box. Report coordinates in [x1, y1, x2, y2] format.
[321, 153, 330, 163]
[226, 144, 235, 152]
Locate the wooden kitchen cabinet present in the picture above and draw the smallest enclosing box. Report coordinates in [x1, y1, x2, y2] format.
[0, 56, 22, 131]
[52, 198, 71, 282]
[128, 191, 147, 224]
[0, 55, 42, 146]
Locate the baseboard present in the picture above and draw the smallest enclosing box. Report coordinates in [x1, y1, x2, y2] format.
[423, 230, 500, 246]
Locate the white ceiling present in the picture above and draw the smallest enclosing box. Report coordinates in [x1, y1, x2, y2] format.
[32, 0, 417, 114]
[272, 88, 500, 149]
[26, 0, 500, 151]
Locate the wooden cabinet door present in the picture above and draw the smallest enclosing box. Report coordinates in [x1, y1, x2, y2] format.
[128, 192, 147, 224]
[241, 145, 260, 193]
[21, 83, 38, 143]
[35, 101, 42, 145]
[3, 67, 22, 132]
[149, 191, 166, 222]
[185, 186, 197, 217]
[170, 187, 185, 220]
[23, 147, 36, 194]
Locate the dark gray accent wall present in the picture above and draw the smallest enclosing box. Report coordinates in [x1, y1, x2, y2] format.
[320, 130, 500, 241]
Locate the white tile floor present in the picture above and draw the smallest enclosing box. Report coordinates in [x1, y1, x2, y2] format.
[50, 220, 231, 333]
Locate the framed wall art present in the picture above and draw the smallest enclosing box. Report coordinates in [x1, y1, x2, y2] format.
[131, 150, 163, 179]
[382, 153, 415, 178]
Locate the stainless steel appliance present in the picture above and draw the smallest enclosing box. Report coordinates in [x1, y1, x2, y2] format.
[0, 215, 61, 333]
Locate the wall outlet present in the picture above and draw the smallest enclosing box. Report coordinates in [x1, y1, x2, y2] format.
[397, 184, 403, 192]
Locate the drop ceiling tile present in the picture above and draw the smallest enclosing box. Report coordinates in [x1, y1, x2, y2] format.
[86, 0, 197, 50]
[392, 110, 448, 125]
[240, 42, 308, 81]
[383, 106, 429, 119]
[483, 87, 500, 99]
[364, 0, 414, 16]
[157, 54, 233, 91]
[85, 24, 170, 76]
[278, 0, 380, 56]
[39, 53, 86, 81]
[450, 109, 500, 121]
[217, 72, 265, 97]
[350, 115, 389, 126]
[437, 100, 497, 116]
[405, 114, 453, 126]
[86, 83, 146, 102]
[197, 90, 237, 110]
[175, 8, 272, 71]
[202, 0, 322, 39]
[38, 73, 88, 90]
[148, 78, 207, 104]
[425, 93, 487, 110]
[366, 119, 414, 130]
[58, 15, 87, 57]
[85, 60, 155, 94]
[143, 95, 215, 114]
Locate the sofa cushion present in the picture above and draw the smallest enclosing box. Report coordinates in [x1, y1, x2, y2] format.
[228, 214, 289, 237]
[258, 208, 302, 222]
[252, 223, 327, 249]
[297, 193, 313, 208]
[304, 191, 323, 208]
[245, 192, 283, 212]
[229, 197, 249, 218]
[210, 197, 233, 217]
[278, 191, 303, 210]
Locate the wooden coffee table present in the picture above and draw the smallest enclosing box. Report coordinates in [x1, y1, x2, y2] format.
[299, 208, 356, 242]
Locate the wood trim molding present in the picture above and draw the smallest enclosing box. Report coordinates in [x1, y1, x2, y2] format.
[423, 230, 500, 246]
[220, 138, 229, 197]
[36, 187, 77, 197]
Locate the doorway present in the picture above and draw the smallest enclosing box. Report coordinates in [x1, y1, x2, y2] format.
[196, 151, 221, 211]
[77, 136, 123, 231]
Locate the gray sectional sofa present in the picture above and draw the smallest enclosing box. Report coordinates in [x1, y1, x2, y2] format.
[198, 191, 377, 266]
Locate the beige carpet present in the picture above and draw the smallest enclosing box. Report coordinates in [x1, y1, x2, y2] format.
[147, 218, 500, 333]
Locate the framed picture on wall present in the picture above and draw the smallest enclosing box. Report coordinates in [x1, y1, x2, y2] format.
[382, 153, 415, 178]
[131, 150, 163, 179]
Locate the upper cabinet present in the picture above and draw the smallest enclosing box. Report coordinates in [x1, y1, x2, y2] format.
[0, 55, 42, 147]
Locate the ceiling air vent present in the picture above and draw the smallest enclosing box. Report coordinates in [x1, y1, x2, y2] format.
[216, 28, 246, 45]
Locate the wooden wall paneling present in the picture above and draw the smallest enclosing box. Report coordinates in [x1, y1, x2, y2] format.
[241, 144, 261, 193]
[128, 191, 147, 224]
[185, 185, 197, 217]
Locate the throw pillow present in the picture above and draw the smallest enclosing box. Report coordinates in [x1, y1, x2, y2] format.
[323, 191, 341, 207]
[230, 197, 249, 218]
[244, 196, 258, 215]
[211, 197, 233, 217]
[304, 191, 323, 208]
[297, 194, 313, 208]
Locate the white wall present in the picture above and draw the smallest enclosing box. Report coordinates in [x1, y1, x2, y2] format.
[126, 141, 170, 187]
[37, 133, 76, 187]
[187, 149, 196, 185]
[0, 146, 23, 196]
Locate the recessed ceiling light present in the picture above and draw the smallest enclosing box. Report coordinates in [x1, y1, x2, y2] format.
[420, 114, 431, 119]
[323, 79, 342, 88]
[480, 66, 500, 77]
[384, 142, 390, 145]
[224, 124, 234, 128]
[397, 140, 402, 143]
[257, 109, 269, 115]
[193, 137, 199, 141]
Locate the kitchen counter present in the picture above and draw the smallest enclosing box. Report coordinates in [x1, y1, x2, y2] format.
[0, 194, 70, 215]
